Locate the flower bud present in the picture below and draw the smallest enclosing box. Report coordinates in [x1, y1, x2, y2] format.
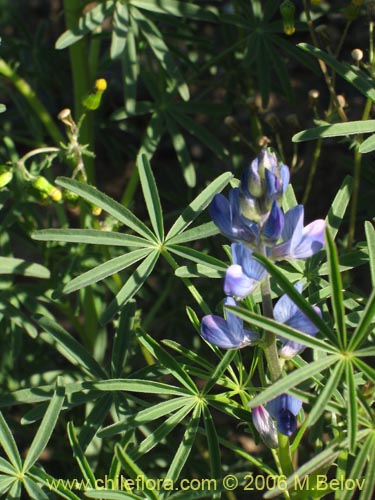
[82, 78, 107, 110]
[0, 166, 13, 188]
[280, 0, 296, 36]
[32, 176, 62, 202]
[251, 405, 278, 449]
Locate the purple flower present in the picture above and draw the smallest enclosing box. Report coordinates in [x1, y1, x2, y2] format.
[252, 405, 278, 449]
[210, 188, 258, 244]
[271, 205, 325, 260]
[267, 394, 302, 436]
[224, 243, 266, 298]
[200, 297, 259, 349]
[273, 285, 321, 359]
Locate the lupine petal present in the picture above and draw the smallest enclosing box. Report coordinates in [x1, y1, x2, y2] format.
[262, 200, 284, 243]
[252, 405, 278, 449]
[280, 164, 290, 193]
[224, 296, 243, 334]
[291, 219, 326, 258]
[230, 243, 265, 281]
[264, 168, 282, 201]
[273, 283, 303, 325]
[282, 205, 304, 244]
[279, 340, 306, 359]
[224, 264, 260, 298]
[241, 159, 263, 198]
[209, 194, 233, 238]
[267, 394, 302, 436]
[201, 315, 242, 349]
[286, 307, 320, 334]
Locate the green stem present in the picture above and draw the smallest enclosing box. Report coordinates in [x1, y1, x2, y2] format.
[260, 275, 281, 383]
[0, 58, 64, 146]
[63, 0, 95, 183]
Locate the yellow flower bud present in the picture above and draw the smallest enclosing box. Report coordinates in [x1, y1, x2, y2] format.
[95, 78, 107, 92]
[32, 176, 62, 202]
[280, 0, 296, 36]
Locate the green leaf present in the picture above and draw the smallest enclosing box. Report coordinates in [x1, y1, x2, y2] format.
[345, 362, 357, 454]
[298, 43, 375, 102]
[0, 257, 50, 279]
[0, 457, 17, 475]
[282, 184, 298, 212]
[326, 176, 353, 240]
[122, 21, 138, 114]
[110, 0, 129, 59]
[131, 0, 218, 21]
[111, 301, 137, 377]
[98, 397, 192, 437]
[130, 403, 195, 461]
[202, 406, 221, 485]
[78, 394, 113, 452]
[166, 115, 196, 187]
[358, 435, 375, 500]
[137, 154, 164, 241]
[136, 330, 198, 394]
[67, 422, 96, 487]
[175, 264, 224, 279]
[167, 222, 219, 245]
[56, 177, 156, 241]
[114, 445, 159, 500]
[168, 244, 227, 271]
[101, 250, 159, 323]
[293, 120, 375, 143]
[365, 221, 375, 287]
[353, 358, 375, 385]
[340, 434, 374, 500]
[55, 1, 115, 49]
[247, 355, 338, 408]
[202, 350, 237, 396]
[28, 467, 84, 500]
[252, 254, 336, 343]
[86, 378, 190, 396]
[0, 413, 22, 470]
[164, 404, 201, 483]
[37, 315, 107, 379]
[305, 361, 344, 427]
[359, 133, 375, 154]
[166, 172, 232, 240]
[23, 380, 65, 472]
[59, 247, 152, 296]
[133, 9, 189, 101]
[33, 229, 150, 248]
[0, 476, 16, 496]
[325, 228, 346, 347]
[348, 286, 375, 351]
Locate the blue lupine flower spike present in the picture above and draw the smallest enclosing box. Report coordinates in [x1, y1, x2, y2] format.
[200, 297, 259, 349]
[267, 394, 303, 436]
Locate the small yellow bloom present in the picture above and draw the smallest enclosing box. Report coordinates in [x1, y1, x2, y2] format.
[95, 78, 107, 92]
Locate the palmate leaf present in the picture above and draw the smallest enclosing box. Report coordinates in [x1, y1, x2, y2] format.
[365, 221, 375, 287]
[131, 0, 218, 21]
[359, 133, 375, 153]
[348, 286, 375, 351]
[165, 114, 196, 187]
[122, 20, 138, 114]
[111, 0, 129, 59]
[325, 176, 353, 241]
[340, 434, 374, 500]
[202, 406, 221, 497]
